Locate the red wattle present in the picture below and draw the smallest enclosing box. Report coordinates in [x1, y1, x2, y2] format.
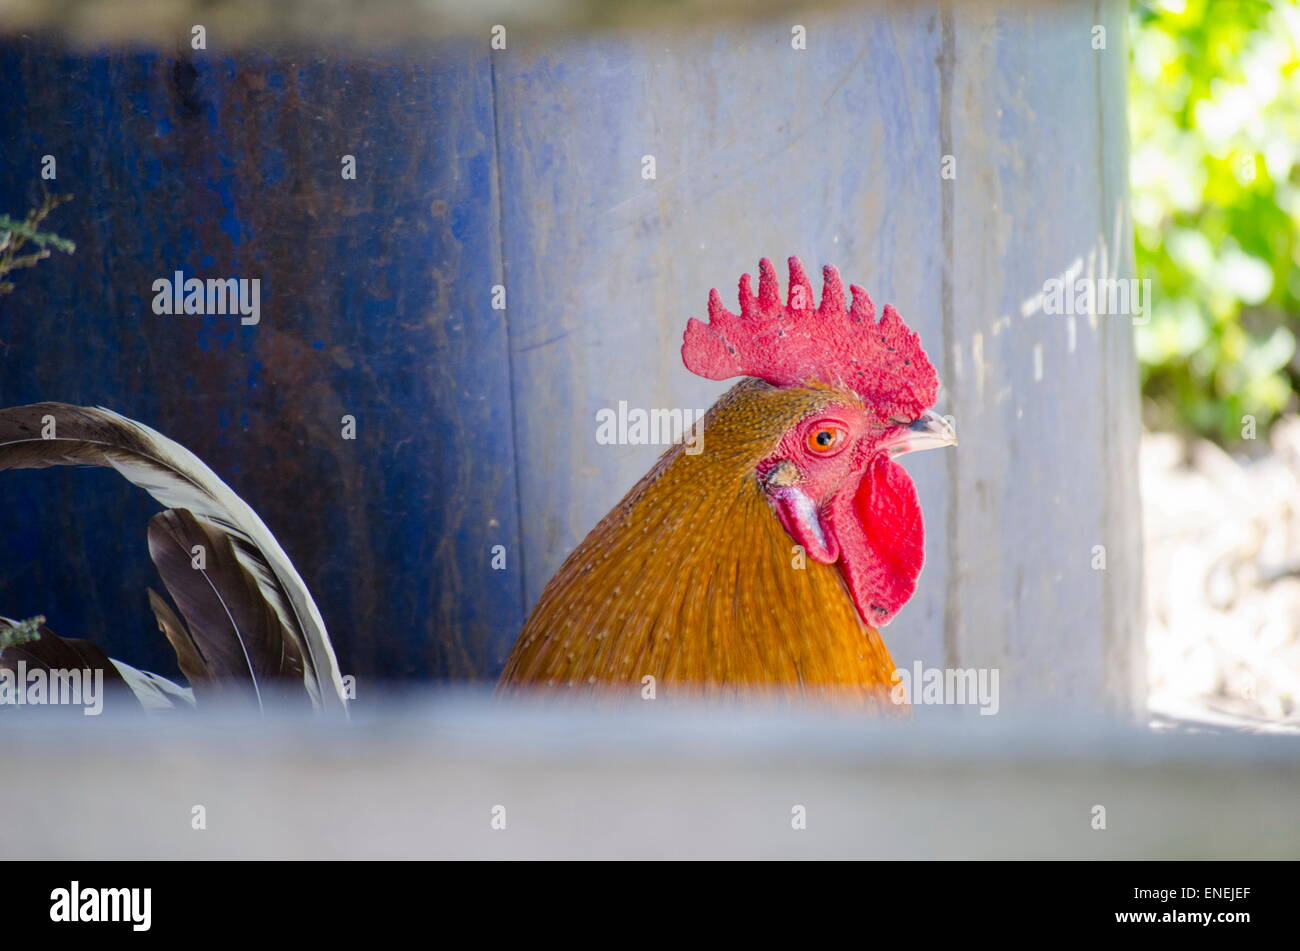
[825, 454, 925, 627]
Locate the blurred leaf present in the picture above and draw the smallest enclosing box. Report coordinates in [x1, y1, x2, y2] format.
[1131, 0, 1300, 444]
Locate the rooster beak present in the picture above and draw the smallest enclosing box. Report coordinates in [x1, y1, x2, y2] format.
[887, 409, 957, 456]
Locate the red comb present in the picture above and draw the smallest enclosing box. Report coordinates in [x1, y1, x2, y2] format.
[682, 257, 939, 420]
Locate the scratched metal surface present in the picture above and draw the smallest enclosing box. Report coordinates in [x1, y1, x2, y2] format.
[0, 1, 1140, 705]
[0, 46, 524, 681]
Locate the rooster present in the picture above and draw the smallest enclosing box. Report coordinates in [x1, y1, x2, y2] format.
[498, 258, 954, 707]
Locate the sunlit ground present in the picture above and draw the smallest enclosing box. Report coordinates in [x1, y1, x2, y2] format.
[1143, 417, 1300, 733]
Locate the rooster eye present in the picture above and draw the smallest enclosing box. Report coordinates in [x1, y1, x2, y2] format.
[806, 424, 847, 455]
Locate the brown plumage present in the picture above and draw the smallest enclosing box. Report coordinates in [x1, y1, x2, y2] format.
[499, 380, 899, 708]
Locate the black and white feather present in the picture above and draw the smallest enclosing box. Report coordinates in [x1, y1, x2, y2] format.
[0, 402, 347, 712]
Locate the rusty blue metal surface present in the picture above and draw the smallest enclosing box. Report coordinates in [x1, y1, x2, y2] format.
[0, 43, 524, 682]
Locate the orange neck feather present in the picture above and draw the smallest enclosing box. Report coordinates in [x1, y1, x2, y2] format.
[499, 380, 901, 708]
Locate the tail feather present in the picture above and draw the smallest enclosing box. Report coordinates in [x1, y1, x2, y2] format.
[0, 615, 127, 689]
[0, 615, 178, 711]
[0, 402, 346, 712]
[146, 588, 207, 687]
[109, 658, 196, 711]
[147, 509, 306, 710]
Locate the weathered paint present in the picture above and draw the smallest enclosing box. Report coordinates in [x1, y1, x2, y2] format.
[0, 47, 524, 682]
[0, 1, 1141, 710]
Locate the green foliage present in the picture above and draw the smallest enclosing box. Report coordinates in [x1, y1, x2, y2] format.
[0, 193, 76, 296]
[1130, 0, 1300, 444]
[0, 615, 45, 649]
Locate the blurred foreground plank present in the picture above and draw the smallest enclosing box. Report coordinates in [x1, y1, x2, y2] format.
[1, 695, 1296, 859]
[0, 0, 866, 50]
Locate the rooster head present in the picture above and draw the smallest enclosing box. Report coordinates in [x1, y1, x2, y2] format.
[682, 257, 955, 627]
